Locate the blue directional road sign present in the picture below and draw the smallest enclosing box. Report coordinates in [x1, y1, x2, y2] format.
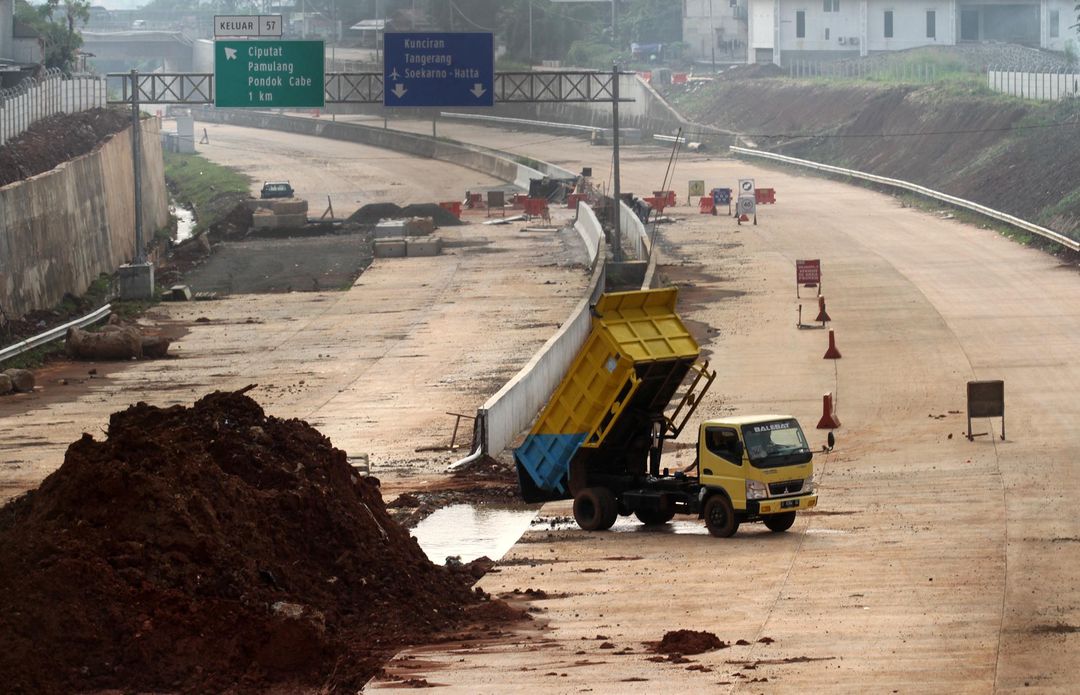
[383, 32, 494, 108]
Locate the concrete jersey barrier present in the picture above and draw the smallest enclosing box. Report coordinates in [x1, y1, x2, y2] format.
[476, 203, 606, 459]
[192, 109, 550, 191]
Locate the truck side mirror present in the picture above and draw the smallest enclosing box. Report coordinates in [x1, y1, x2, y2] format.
[827, 432, 835, 451]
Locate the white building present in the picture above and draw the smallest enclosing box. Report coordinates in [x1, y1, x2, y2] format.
[746, 0, 1077, 64]
[0, 0, 13, 62]
[683, 0, 750, 64]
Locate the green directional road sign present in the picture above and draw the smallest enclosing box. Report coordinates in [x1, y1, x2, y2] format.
[214, 40, 324, 108]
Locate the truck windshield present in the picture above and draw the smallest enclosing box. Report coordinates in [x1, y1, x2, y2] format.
[741, 419, 812, 468]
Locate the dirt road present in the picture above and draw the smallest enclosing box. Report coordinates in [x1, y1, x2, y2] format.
[359, 122, 1080, 692]
[0, 126, 588, 502]
[4, 116, 1077, 692]
[191, 121, 505, 217]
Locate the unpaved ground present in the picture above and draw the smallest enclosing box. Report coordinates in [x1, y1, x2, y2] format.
[0, 124, 590, 502]
[5, 117, 1079, 691]
[180, 231, 374, 295]
[190, 121, 505, 218]
[354, 122, 1080, 692]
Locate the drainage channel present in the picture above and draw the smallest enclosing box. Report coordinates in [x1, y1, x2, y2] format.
[171, 201, 196, 242]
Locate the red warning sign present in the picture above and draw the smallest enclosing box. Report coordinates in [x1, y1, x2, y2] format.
[796, 259, 821, 284]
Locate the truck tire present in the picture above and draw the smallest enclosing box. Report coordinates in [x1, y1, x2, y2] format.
[704, 494, 739, 538]
[763, 511, 796, 533]
[574, 487, 618, 531]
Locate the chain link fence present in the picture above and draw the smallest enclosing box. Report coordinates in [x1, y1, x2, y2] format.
[0, 70, 107, 147]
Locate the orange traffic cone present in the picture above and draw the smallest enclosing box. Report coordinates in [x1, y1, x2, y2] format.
[823, 329, 842, 359]
[817, 392, 841, 429]
[815, 295, 831, 323]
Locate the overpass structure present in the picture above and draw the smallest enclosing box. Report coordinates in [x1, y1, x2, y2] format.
[82, 30, 196, 72]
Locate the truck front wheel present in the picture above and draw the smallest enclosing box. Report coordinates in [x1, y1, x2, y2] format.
[574, 487, 618, 531]
[763, 511, 796, 532]
[703, 494, 739, 538]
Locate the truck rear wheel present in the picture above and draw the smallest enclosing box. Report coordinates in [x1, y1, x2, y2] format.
[574, 487, 618, 531]
[763, 511, 796, 532]
[703, 494, 739, 538]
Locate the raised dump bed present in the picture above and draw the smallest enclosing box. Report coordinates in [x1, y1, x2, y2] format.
[515, 288, 701, 502]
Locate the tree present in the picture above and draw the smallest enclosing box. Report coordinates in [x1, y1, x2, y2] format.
[15, 0, 90, 71]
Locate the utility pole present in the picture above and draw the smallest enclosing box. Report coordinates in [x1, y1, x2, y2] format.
[528, 0, 533, 62]
[710, 0, 716, 73]
[611, 62, 622, 263]
[610, 0, 617, 47]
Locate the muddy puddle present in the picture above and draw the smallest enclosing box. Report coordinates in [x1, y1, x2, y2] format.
[411, 504, 539, 564]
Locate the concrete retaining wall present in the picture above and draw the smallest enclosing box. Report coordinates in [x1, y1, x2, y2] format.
[192, 108, 552, 190]
[0, 117, 168, 319]
[478, 202, 607, 457]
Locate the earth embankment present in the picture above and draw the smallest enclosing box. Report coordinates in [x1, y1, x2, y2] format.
[671, 78, 1080, 240]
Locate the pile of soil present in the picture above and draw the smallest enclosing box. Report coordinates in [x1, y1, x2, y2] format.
[652, 630, 726, 655]
[0, 108, 130, 187]
[0, 389, 518, 693]
[347, 202, 463, 227]
[207, 197, 255, 240]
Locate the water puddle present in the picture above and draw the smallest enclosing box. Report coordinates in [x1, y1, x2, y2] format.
[171, 201, 196, 242]
[411, 504, 539, 564]
[543, 516, 708, 535]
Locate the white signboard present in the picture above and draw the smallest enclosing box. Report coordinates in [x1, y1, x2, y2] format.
[215, 15, 283, 38]
[738, 178, 755, 198]
[738, 196, 756, 216]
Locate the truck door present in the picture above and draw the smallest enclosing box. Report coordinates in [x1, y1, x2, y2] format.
[700, 426, 746, 510]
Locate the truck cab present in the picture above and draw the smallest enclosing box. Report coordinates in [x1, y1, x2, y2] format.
[697, 415, 817, 537]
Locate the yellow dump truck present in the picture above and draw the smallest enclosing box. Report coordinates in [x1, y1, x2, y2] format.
[514, 288, 818, 537]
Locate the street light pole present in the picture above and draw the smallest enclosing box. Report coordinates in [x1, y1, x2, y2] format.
[611, 62, 622, 263]
[710, 0, 716, 73]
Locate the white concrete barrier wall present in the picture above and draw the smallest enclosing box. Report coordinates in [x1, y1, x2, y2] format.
[479, 203, 606, 456]
[987, 70, 1080, 101]
[619, 200, 649, 261]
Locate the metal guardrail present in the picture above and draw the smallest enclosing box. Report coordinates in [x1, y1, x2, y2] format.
[439, 111, 605, 134]
[0, 304, 112, 364]
[730, 146, 1079, 253]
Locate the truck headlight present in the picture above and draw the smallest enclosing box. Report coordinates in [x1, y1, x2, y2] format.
[746, 479, 768, 500]
[804, 474, 816, 493]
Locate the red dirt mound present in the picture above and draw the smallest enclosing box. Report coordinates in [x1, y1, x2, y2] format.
[653, 629, 726, 655]
[0, 389, 510, 694]
[0, 108, 131, 187]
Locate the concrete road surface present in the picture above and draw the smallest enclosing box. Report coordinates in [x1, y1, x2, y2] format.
[360, 122, 1080, 693]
